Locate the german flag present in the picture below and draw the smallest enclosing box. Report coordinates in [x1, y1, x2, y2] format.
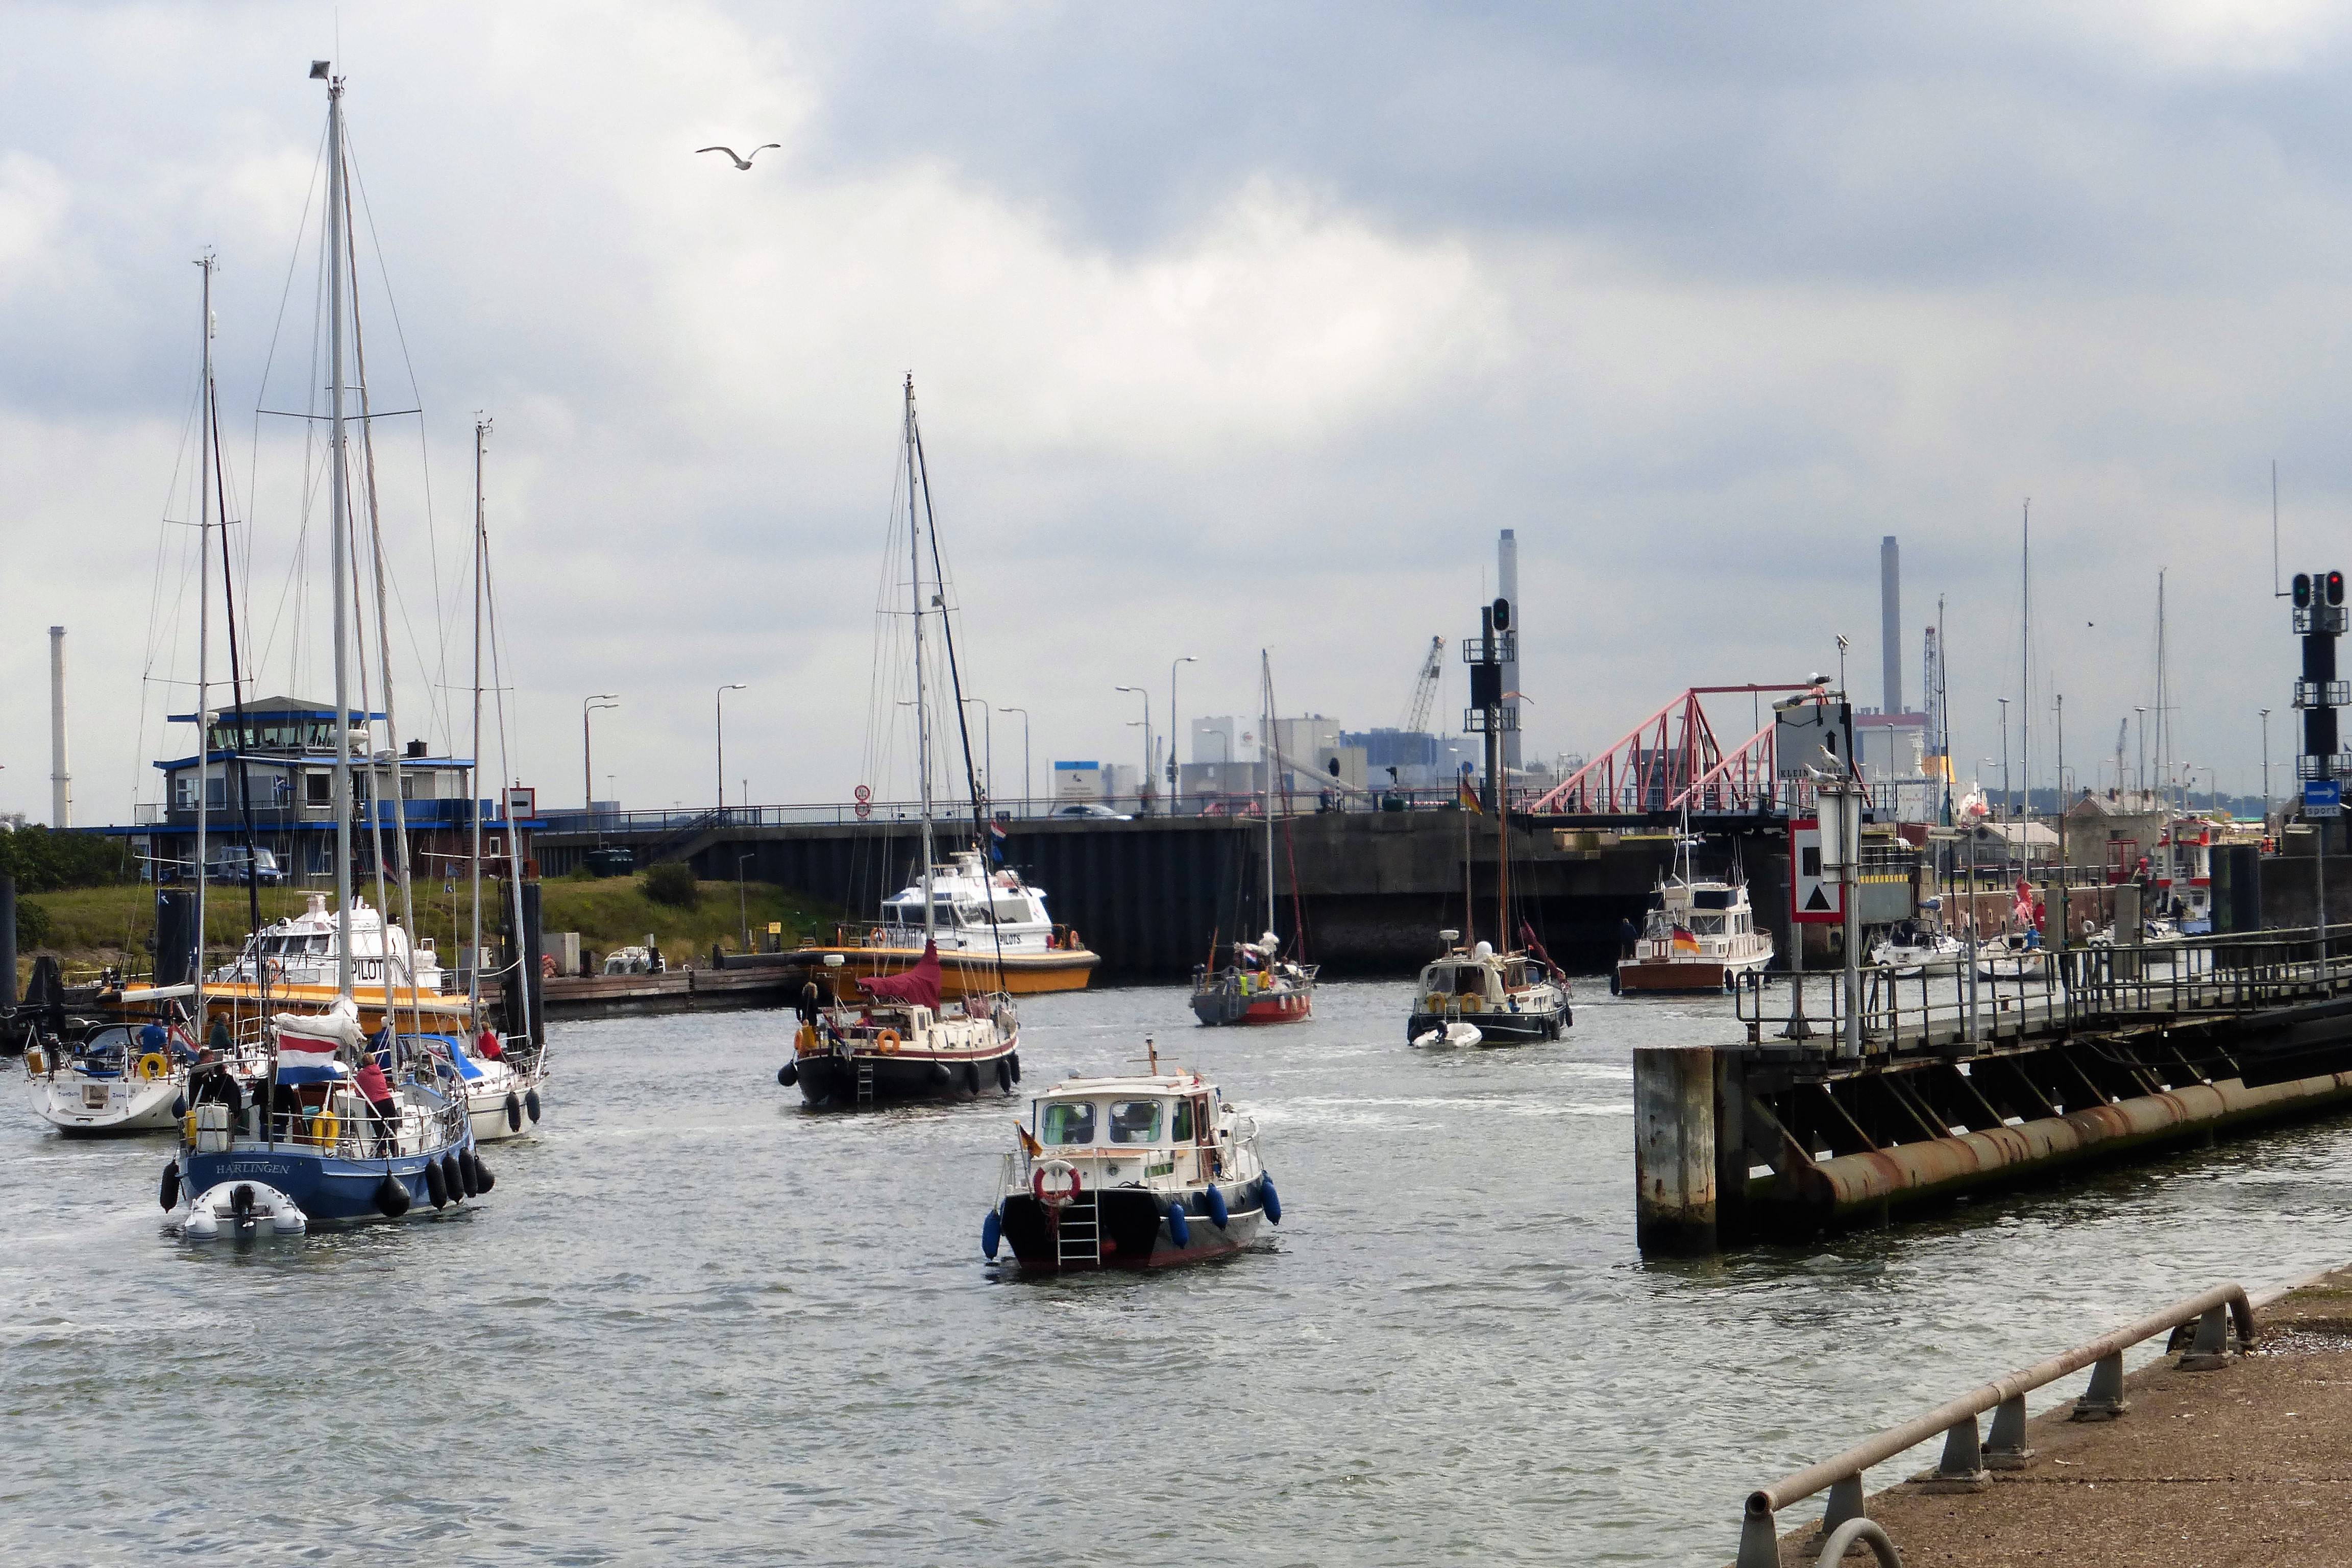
[1459, 773, 1482, 814]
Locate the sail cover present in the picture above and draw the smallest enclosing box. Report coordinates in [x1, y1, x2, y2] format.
[857, 941, 943, 1010]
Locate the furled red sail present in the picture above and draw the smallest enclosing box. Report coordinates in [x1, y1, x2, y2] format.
[857, 940, 943, 1010]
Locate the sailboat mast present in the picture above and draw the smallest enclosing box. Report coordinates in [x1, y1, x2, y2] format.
[1261, 651, 1275, 937]
[326, 71, 354, 1000]
[2020, 500, 2031, 825]
[193, 254, 213, 1025]
[469, 419, 488, 1024]
[905, 376, 936, 943]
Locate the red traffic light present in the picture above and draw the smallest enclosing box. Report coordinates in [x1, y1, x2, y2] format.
[2331, 570, 2346, 607]
[2295, 572, 2313, 607]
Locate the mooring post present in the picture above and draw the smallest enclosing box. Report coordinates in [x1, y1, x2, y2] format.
[1633, 1045, 1717, 1256]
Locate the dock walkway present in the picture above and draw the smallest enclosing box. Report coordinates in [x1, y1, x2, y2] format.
[1751, 1267, 2352, 1567]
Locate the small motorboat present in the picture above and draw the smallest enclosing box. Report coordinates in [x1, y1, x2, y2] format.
[25, 1023, 189, 1136]
[983, 1044, 1279, 1272]
[171, 1179, 308, 1239]
[1870, 922, 1966, 977]
[1408, 933, 1570, 1044]
[1412, 1021, 1485, 1049]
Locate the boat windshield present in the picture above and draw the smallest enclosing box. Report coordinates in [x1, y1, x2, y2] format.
[1108, 1099, 1163, 1144]
[1688, 915, 1724, 935]
[1040, 1100, 1096, 1145]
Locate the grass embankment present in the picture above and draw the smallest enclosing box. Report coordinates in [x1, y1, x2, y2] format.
[19, 876, 847, 984]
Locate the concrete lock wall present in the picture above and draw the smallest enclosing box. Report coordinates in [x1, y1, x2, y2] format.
[1634, 1046, 1718, 1254]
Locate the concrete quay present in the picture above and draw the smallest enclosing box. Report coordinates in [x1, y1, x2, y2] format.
[1745, 1267, 2352, 1567]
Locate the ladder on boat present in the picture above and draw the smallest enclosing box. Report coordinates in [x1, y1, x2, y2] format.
[1055, 1194, 1101, 1268]
[855, 1058, 875, 1110]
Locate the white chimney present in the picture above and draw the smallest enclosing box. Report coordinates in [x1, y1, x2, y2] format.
[49, 626, 71, 828]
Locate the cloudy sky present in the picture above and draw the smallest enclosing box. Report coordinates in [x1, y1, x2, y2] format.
[4, 1, 2346, 823]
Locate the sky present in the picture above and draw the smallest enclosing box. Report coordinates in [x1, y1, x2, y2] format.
[4, 0, 2348, 823]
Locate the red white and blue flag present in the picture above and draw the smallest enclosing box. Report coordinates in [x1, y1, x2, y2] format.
[990, 819, 1008, 862]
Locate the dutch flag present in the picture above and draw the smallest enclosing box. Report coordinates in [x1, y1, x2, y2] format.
[989, 819, 1008, 863]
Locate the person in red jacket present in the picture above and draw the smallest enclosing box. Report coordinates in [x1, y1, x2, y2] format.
[355, 1057, 399, 1154]
[475, 1026, 503, 1061]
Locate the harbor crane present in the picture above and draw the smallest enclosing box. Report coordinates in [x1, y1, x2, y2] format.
[1401, 636, 1444, 733]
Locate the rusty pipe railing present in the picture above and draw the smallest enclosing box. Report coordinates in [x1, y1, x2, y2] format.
[1735, 1281, 2257, 1568]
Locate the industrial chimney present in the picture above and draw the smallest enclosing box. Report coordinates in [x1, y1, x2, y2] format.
[1879, 537, 1902, 716]
[1498, 529, 1522, 772]
[49, 625, 71, 828]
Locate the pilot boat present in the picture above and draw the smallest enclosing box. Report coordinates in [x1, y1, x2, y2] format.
[795, 851, 1098, 996]
[25, 1022, 193, 1136]
[982, 1046, 1281, 1271]
[780, 941, 1019, 1109]
[1613, 863, 1775, 995]
[1407, 932, 1571, 1044]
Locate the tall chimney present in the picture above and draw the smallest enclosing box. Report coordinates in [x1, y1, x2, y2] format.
[48, 625, 71, 828]
[1498, 528, 1522, 772]
[1879, 536, 1902, 716]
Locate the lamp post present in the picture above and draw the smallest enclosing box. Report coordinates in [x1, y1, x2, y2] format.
[1168, 654, 1197, 816]
[715, 683, 746, 819]
[1997, 697, 2011, 817]
[582, 694, 619, 811]
[1114, 685, 1152, 813]
[997, 706, 1031, 817]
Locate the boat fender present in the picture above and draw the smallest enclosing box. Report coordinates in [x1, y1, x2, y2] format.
[981, 1207, 1002, 1260]
[1608, 970, 1622, 996]
[1205, 1183, 1229, 1230]
[1009, 1051, 1021, 1084]
[159, 1160, 180, 1212]
[995, 1058, 1013, 1092]
[442, 1153, 468, 1202]
[1164, 1198, 1190, 1248]
[777, 1061, 798, 1088]
[375, 1172, 411, 1218]
[505, 1091, 522, 1132]
[929, 1062, 952, 1086]
[172, 1093, 187, 1119]
[425, 1159, 449, 1209]
[964, 1062, 982, 1096]
[525, 1088, 542, 1123]
[455, 1150, 479, 1199]
[472, 1152, 495, 1193]
[1260, 1173, 1282, 1225]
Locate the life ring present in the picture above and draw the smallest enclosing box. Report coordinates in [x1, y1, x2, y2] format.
[869, 928, 886, 947]
[1032, 1160, 1082, 1205]
[305, 1109, 341, 1148]
[262, 957, 283, 980]
[1425, 992, 1447, 1012]
[1067, 929, 1082, 952]
[1461, 996, 1484, 1013]
[875, 1029, 902, 1055]
[137, 1052, 172, 1082]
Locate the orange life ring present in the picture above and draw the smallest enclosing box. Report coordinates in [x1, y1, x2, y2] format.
[875, 1028, 902, 1055]
[1032, 1160, 1082, 1204]
[1066, 928, 1082, 952]
[869, 927, 886, 947]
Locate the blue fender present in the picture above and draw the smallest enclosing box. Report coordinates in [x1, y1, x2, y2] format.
[1165, 1197, 1191, 1248]
[981, 1207, 1002, 1260]
[1205, 1183, 1229, 1230]
[1260, 1173, 1282, 1225]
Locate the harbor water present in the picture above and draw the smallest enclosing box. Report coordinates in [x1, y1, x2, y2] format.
[11, 981, 2352, 1566]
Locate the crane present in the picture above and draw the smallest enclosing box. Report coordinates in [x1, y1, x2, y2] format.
[1401, 636, 1444, 734]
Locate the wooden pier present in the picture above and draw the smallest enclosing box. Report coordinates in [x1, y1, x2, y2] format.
[1637, 923, 2352, 1255]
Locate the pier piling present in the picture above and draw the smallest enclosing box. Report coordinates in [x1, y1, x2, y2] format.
[1633, 1046, 1718, 1255]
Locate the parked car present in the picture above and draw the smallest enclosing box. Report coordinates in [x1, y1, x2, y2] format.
[204, 846, 284, 885]
[1049, 802, 1132, 821]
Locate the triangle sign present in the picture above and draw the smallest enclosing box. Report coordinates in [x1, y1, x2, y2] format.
[1803, 886, 1834, 912]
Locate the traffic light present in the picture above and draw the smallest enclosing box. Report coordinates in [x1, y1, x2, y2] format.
[2295, 572, 2313, 607]
[2330, 570, 2345, 607]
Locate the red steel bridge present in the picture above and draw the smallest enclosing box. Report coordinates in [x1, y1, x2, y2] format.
[1528, 684, 1825, 818]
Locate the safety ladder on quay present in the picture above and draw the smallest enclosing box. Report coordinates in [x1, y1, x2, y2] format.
[1055, 1193, 1101, 1269]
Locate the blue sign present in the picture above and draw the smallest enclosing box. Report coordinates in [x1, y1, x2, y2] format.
[2306, 778, 2342, 819]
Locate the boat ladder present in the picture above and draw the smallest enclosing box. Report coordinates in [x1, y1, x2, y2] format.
[1055, 1194, 1101, 1268]
[855, 1058, 875, 1110]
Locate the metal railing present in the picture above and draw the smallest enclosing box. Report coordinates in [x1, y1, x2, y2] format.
[1735, 1281, 2259, 1567]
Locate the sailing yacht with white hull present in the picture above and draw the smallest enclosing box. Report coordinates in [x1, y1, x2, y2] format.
[169, 64, 479, 1231]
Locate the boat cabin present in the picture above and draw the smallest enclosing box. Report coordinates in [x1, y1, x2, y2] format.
[1416, 943, 1538, 1009]
[1029, 1073, 1224, 1184]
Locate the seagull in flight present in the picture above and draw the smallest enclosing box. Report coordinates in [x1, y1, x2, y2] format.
[696, 143, 779, 170]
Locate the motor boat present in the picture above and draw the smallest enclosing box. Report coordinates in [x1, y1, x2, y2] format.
[796, 851, 1098, 996]
[171, 1179, 308, 1239]
[982, 1048, 1279, 1272]
[1870, 921, 1967, 977]
[25, 1022, 190, 1136]
[780, 941, 1019, 1109]
[1411, 1021, 1485, 1049]
[1407, 933, 1570, 1044]
[1614, 869, 1774, 995]
[1191, 929, 1318, 1026]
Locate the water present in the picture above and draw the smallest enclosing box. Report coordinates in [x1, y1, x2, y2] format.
[11, 981, 2352, 1566]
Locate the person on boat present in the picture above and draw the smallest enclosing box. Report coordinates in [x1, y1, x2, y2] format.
[475, 1025, 503, 1061]
[206, 1014, 233, 1059]
[2031, 896, 2048, 934]
[355, 1054, 400, 1154]
[1618, 917, 1638, 961]
[138, 1019, 170, 1065]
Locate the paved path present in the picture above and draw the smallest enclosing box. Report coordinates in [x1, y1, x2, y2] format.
[1765, 1268, 2352, 1566]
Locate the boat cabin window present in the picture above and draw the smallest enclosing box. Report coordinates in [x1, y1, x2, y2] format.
[991, 897, 1035, 924]
[1040, 1100, 1096, 1145]
[1694, 888, 1734, 911]
[1688, 915, 1724, 935]
[1108, 1099, 1163, 1144]
[1171, 1098, 1194, 1142]
[1442, 966, 1485, 995]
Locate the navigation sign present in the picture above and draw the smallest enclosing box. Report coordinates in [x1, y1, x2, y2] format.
[853, 785, 872, 803]
[854, 801, 872, 820]
[504, 786, 535, 818]
[1788, 818, 1844, 924]
[2306, 779, 2342, 820]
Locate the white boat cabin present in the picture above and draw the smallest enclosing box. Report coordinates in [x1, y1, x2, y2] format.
[1416, 942, 1549, 1010]
[877, 850, 1062, 953]
[1026, 1072, 1239, 1190]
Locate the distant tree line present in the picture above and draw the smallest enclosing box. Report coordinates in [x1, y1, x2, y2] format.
[1, 827, 134, 893]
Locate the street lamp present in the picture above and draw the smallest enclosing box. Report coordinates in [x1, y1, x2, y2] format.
[582, 694, 619, 811]
[715, 683, 747, 818]
[1114, 685, 1152, 813]
[997, 706, 1031, 817]
[1168, 654, 1197, 815]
